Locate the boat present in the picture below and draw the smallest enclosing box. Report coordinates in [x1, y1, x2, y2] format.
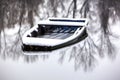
[22, 18, 88, 51]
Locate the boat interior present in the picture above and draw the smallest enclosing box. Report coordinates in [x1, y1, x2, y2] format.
[28, 24, 82, 39]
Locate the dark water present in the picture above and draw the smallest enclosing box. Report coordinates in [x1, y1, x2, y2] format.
[0, 24, 120, 80]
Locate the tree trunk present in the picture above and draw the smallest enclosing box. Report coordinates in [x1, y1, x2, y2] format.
[73, 0, 77, 18]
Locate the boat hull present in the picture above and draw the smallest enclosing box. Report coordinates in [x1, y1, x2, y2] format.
[22, 28, 87, 51]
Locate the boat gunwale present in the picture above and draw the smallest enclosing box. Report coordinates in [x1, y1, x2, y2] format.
[22, 18, 88, 51]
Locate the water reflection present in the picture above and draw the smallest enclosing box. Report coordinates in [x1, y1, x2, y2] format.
[0, 24, 118, 71]
[57, 40, 96, 71]
[0, 0, 119, 73]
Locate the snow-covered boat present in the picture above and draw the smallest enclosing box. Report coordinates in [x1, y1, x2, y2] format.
[22, 18, 88, 51]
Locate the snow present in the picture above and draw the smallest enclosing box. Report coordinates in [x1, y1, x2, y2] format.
[4, 24, 20, 35]
[37, 19, 88, 26]
[22, 27, 85, 46]
[22, 18, 87, 46]
[23, 37, 63, 46]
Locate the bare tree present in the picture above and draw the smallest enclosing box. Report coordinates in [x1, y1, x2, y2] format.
[46, 0, 66, 17]
[79, 0, 120, 56]
[66, 0, 77, 18]
[0, 0, 119, 66]
[81, 0, 120, 34]
[0, 0, 44, 31]
[73, 0, 77, 18]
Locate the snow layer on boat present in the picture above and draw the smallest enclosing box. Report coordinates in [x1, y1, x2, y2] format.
[48, 18, 87, 22]
[22, 18, 88, 46]
[37, 20, 88, 26]
[22, 27, 85, 46]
